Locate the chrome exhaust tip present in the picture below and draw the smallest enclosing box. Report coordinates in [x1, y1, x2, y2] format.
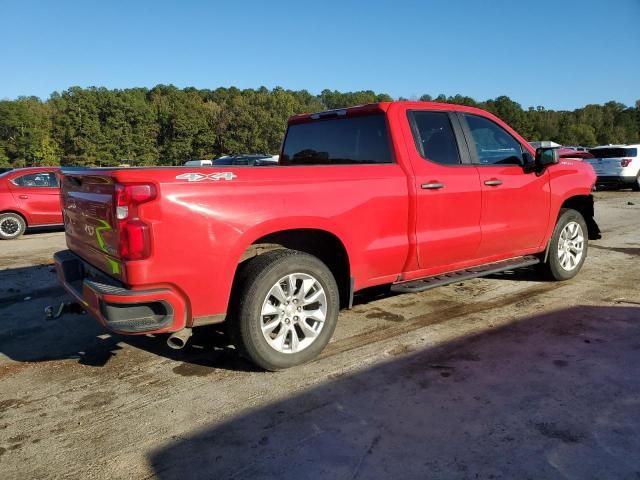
[167, 328, 192, 349]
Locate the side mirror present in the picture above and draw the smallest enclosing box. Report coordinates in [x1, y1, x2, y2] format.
[535, 147, 559, 167]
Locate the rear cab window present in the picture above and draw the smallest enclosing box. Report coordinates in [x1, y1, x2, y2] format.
[281, 114, 393, 165]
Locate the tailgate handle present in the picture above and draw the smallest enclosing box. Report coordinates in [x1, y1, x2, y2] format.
[19, 195, 29, 199]
[484, 179, 503, 187]
[421, 182, 445, 190]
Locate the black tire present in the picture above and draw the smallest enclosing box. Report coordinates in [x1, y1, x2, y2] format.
[231, 249, 339, 371]
[0, 212, 26, 240]
[632, 174, 640, 192]
[539, 208, 588, 281]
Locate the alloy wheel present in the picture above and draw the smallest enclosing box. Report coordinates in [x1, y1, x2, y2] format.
[557, 221, 584, 271]
[0, 217, 21, 237]
[260, 273, 327, 354]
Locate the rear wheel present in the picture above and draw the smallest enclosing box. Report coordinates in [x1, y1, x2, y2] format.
[540, 208, 588, 281]
[0, 213, 26, 240]
[231, 249, 339, 371]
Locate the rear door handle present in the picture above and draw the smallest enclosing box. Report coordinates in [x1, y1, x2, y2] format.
[421, 182, 445, 190]
[484, 179, 503, 187]
[19, 195, 29, 199]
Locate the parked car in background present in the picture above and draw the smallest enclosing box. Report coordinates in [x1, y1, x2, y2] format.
[585, 145, 640, 190]
[184, 159, 213, 166]
[558, 147, 594, 161]
[55, 101, 599, 370]
[183, 156, 278, 167]
[0, 167, 62, 239]
[529, 141, 561, 149]
[213, 154, 278, 166]
[564, 145, 588, 152]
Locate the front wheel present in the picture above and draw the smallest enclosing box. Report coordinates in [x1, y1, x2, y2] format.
[632, 173, 640, 191]
[540, 208, 588, 281]
[0, 213, 26, 240]
[231, 249, 339, 371]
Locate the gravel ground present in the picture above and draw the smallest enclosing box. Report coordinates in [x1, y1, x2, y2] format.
[0, 192, 638, 479]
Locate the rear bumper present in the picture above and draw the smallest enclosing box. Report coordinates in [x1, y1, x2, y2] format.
[596, 175, 636, 186]
[54, 250, 188, 334]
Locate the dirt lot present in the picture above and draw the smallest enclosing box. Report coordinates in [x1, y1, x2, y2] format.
[0, 192, 639, 479]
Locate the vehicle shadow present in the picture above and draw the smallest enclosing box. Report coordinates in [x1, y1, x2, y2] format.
[484, 265, 543, 282]
[0, 284, 122, 367]
[0, 264, 403, 372]
[24, 225, 65, 236]
[0, 264, 63, 302]
[352, 284, 401, 306]
[0, 263, 258, 370]
[0, 262, 582, 374]
[148, 304, 640, 480]
[0, 289, 256, 371]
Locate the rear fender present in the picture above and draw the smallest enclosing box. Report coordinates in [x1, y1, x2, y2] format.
[221, 217, 353, 311]
[0, 205, 32, 226]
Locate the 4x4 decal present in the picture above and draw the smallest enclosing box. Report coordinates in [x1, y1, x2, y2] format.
[176, 172, 237, 182]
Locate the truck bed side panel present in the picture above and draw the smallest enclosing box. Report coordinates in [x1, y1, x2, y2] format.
[107, 165, 410, 318]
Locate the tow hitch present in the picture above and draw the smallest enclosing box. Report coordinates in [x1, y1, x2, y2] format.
[44, 301, 86, 320]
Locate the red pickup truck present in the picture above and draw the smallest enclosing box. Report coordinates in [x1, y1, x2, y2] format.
[55, 102, 599, 370]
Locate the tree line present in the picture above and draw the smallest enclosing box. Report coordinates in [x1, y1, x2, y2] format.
[0, 85, 638, 168]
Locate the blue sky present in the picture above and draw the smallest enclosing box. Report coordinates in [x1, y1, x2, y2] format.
[1, 0, 639, 110]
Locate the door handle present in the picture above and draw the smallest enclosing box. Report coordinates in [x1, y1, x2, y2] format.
[484, 179, 503, 187]
[19, 195, 29, 199]
[421, 182, 445, 190]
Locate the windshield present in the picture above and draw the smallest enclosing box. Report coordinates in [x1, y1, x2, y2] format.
[589, 147, 637, 158]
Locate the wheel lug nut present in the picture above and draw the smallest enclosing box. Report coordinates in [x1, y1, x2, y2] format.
[297, 307, 301, 312]
[294, 316, 299, 321]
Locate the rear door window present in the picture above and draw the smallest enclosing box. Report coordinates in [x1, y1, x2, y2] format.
[12, 172, 59, 187]
[409, 111, 462, 165]
[281, 114, 392, 165]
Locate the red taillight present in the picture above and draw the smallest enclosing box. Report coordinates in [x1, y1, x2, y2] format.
[621, 158, 633, 167]
[114, 183, 156, 260]
[115, 183, 156, 220]
[119, 220, 152, 260]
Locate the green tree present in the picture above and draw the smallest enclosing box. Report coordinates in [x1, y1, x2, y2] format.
[0, 142, 9, 167]
[0, 85, 637, 166]
[564, 124, 597, 146]
[0, 96, 58, 167]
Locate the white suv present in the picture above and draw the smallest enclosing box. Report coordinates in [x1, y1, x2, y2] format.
[586, 144, 640, 191]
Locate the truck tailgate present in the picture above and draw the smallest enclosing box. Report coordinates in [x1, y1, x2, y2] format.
[61, 172, 124, 281]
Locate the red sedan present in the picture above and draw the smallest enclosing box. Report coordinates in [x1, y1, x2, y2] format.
[0, 167, 62, 239]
